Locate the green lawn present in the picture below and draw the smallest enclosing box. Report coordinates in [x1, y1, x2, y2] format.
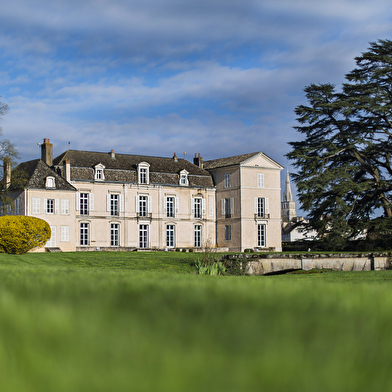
[0, 251, 392, 392]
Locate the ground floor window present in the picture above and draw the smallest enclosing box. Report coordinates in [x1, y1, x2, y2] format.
[257, 224, 266, 247]
[46, 226, 56, 247]
[194, 225, 202, 248]
[225, 225, 232, 241]
[111, 223, 119, 246]
[80, 223, 89, 246]
[166, 225, 175, 247]
[139, 224, 149, 248]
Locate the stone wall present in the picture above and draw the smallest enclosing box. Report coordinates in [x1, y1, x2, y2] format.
[221, 253, 392, 275]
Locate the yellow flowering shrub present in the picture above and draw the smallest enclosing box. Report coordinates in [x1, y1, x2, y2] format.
[0, 216, 51, 254]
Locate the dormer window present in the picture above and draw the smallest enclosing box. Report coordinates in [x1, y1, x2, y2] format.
[138, 162, 150, 185]
[179, 169, 189, 186]
[45, 176, 55, 188]
[94, 163, 105, 181]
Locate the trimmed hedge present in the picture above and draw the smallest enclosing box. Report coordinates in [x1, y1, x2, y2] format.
[0, 216, 51, 254]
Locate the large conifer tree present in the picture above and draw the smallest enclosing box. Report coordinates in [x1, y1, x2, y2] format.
[287, 40, 392, 243]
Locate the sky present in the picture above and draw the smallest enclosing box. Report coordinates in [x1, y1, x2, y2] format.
[1, 0, 392, 208]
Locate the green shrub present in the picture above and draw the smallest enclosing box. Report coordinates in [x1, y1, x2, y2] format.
[0, 216, 51, 254]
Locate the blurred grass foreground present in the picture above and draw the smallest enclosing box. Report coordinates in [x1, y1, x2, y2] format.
[0, 251, 392, 392]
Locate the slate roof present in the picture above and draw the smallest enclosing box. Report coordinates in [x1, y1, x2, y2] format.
[203, 152, 260, 169]
[13, 159, 76, 191]
[53, 150, 214, 187]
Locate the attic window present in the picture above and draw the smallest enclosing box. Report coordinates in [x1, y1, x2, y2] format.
[45, 176, 55, 188]
[138, 162, 150, 185]
[179, 169, 189, 186]
[94, 163, 105, 181]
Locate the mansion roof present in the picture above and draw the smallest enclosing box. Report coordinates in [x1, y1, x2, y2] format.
[53, 150, 214, 187]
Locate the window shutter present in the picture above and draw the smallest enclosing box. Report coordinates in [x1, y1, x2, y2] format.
[148, 196, 152, 213]
[257, 173, 264, 187]
[89, 193, 94, 211]
[106, 195, 111, 212]
[76, 193, 80, 211]
[230, 198, 234, 214]
[175, 197, 179, 214]
[202, 199, 206, 216]
[135, 196, 140, 213]
[254, 197, 258, 214]
[265, 198, 269, 214]
[120, 194, 124, 212]
[43, 199, 47, 214]
[163, 197, 167, 214]
[55, 199, 59, 214]
[221, 199, 226, 216]
[191, 198, 194, 215]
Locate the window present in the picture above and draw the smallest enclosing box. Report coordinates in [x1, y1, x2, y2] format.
[46, 199, 55, 214]
[221, 198, 234, 218]
[80, 223, 89, 246]
[15, 198, 20, 215]
[80, 193, 89, 215]
[193, 198, 202, 219]
[194, 225, 202, 248]
[166, 225, 175, 247]
[61, 226, 70, 242]
[258, 224, 266, 247]
[45, 176, 55, 188]
[139, 224, 149, 248]
[225, 225, 232, 241]
[32, 198, 40, 214]
[139, 196, 147, 217]
[257, 173, 265, 188]
[179, 170, 189, 186]
[166, 197, 174, 218]
[110, 194, 119, 216]
[111, 223, 120, 246]
[224, 173, 231, 188]
[138, 162, 150, 184]
[94, 164, 105, 181]
[255, 197, 269, 218]
[46, 226, 56, 247]
[61, 199, 69, 215]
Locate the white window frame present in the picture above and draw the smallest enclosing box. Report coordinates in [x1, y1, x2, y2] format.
[80, 222, 90, 246]
[45, 176, 55, 188]
[258, 224, 266, 247]
[139, 224, 149, 248]
[111, 223, 120, 247]
[46, 226, 57, 247]
[192, 197, 205, 219]
[138, 162, 150, 185]
[94, 163, 105, 181]
[254, 197, 269, 218]
[166, 224, 175, 248]
[179, 169, 189, 186]
[166, 196, 175, 218]
[194, 225, 202, 248]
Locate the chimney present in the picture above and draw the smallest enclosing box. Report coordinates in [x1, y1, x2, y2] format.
[193, 153, 203, 169]
[41, 138, 53, 166]
[63, 159, 71, 183]
[110, 149, 115, 160]
[173, 152, 178, 162]
[4, 155, 11, 189]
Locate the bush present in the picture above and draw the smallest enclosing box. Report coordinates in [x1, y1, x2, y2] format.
[0, 216, 51, 254]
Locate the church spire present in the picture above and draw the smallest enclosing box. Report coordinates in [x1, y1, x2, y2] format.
[284, 167, 293, 202]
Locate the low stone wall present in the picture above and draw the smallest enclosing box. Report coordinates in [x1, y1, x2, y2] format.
[222, 253, 392, 275]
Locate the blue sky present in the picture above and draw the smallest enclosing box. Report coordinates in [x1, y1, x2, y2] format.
[1, 0, 392, 209]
